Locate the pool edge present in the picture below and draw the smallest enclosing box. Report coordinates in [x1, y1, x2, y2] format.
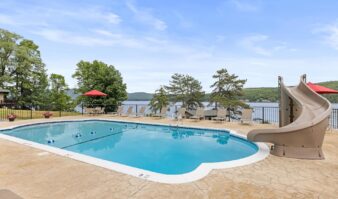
[0, 118, 270, 184]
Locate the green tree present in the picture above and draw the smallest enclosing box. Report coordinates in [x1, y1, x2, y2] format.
[165, 73, 205, 110]
[0, 29, 21, 88]
[72, 60, 127, 111]
[49, 74, 74, 111]
[149, 87, 169, 113]
[210, 68, 247, 109]
[11, 39, 48, 107]
[0, 29, 48, 108]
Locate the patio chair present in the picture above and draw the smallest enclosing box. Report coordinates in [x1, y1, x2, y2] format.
[154, 106, 168, 118]
[212, 108, 227, 122]
[121, 106, 133, 117]
[137, 106, 146, 117]
[241, 109, 253, 125]
[84, 107, 94, 115]
[100, 107, 105, 114]
[190, 108, 205, 121]
[176, 107, 186, 121]
[94, 107, 104, 114]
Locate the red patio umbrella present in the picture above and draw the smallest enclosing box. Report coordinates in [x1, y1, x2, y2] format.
[83, 90, 107, 97]
[307, 82, 338, 94]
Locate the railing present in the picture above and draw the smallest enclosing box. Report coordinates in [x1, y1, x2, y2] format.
[251, 107, 338, 129]
[0, 106, 80, 121]
[116, 104, 338, 129]
[3, 102, 337, 130]
[331, 109, 338, 129]
[251, 107, 279, 124]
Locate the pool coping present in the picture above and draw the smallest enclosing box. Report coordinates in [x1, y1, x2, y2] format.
[0, 118, 270, 184]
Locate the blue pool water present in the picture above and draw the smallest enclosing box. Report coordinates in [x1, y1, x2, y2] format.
[2, 120, 258, 174]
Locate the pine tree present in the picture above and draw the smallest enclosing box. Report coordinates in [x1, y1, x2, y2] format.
[165, 73, 205, 110]
[210, 68, 247, 109]
[149, 87, 169, 113]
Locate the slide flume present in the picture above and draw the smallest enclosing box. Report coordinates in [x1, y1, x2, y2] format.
[248, 75, 332, 159]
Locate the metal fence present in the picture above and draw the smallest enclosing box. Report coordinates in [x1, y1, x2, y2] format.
[3, 102, 337, 129]
[331, 109, 338, 129]
[251, 106, 338, 129]
[113, 104, 338, 129]
[0, 106, 80, 121]
[251, 106, 280, 124]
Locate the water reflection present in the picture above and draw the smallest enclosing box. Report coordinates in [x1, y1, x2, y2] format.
[170, 128, 230, 145]
[213, 133, 230, 145]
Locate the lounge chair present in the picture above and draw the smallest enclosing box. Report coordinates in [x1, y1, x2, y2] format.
[212, 108, 227, 122]
[84, 107, 94, 115]
[94, 107, 104, 114]
[130, 106, 146, 117]
[111, 106, 123, 116]
[190, 108, 205, 121]
[241, 109, 253, 125]
[154, 106, 167, 118]
[176, 107, 186, 120]
[137, 106, 146, 117]
[121, 106, 133, 117]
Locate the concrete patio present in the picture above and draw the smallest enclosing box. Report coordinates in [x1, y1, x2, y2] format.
[0, 116, 337, 199]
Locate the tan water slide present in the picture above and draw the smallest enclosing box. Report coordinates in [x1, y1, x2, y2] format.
[248, 75, 332, 159]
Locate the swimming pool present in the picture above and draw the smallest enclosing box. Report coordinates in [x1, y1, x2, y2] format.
[0, 119, 269, 183]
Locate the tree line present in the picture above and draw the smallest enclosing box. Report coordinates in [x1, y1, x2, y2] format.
[149, 69, 247, 113]
[0, 28, 127, 111]
[1, 28, 248, 113]
[0, 29, 73, 110]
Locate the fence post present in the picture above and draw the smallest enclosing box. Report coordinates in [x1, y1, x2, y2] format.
[228, 107, 231, 122]
[262, 107, 265, 124]
[30, 106, 33, 119]
[81, 104, 84, 115]
[136, 104, 138, 114]
[333, 109, 338, 128]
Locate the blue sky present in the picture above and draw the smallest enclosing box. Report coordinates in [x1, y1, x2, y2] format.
[1, 0, 338, 92]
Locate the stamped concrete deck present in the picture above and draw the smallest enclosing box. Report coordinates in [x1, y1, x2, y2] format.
[0, 116, 338, 199]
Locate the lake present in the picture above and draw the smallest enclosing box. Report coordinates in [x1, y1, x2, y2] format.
[123, 101, 338, 108]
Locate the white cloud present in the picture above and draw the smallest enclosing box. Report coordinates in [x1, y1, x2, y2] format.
[94, 29, 121, 37]
[103, 13, 121, 25]
[126, 1, 167, 31]
[317, 22, 338, 50]
[33, 29, 144, 48]
[0, 2, 122, 29]
[174, 11, 193, 29]
[33, 29, 108, 46]
[230, 0, 259, 12]
[239, 34, 271, 56]
[0, 14, 17, 25]
[239, 35, 294, 56]
[34, 28, 205, 51]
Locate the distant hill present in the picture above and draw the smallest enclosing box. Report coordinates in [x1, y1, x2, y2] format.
[68, 81, 338, 103]
[316, 81, 338, 103]
[127, 92, 153, 101]
[239, 81, 338, 103]
[240, 87, 279, 102]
